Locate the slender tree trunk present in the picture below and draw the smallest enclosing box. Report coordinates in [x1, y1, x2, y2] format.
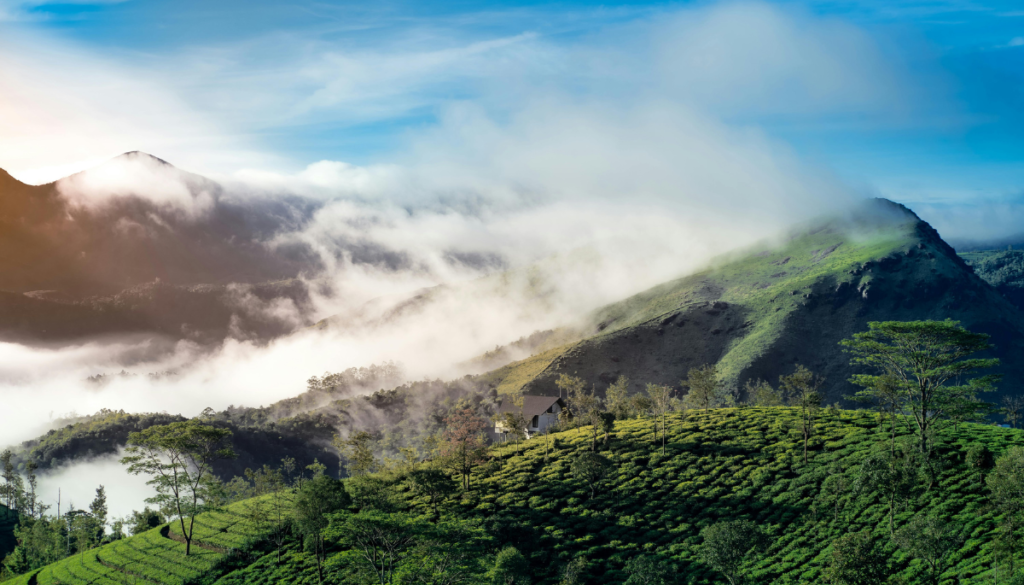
[803, 426, 809, 464]
[662, 414, 666, 456]
[315, 536, 324, 585]
[890, 411, 896, 458]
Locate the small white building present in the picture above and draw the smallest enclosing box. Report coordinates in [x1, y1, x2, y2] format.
[494, 395, 565, 438]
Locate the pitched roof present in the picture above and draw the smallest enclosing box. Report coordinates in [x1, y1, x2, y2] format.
[497, 395, 564, 417]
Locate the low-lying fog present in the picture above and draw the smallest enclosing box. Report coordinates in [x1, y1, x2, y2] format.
[35, 455, 154, 524]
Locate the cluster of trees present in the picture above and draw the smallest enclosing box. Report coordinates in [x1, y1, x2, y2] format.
[545, 364, 734, 456]
[0, 447, 164, 579]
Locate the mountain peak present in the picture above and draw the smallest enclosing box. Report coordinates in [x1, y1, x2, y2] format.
[111, 151, 174, 167]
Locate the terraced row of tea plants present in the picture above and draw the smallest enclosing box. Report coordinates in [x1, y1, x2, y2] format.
[12, 407, 1023, 584]
[211, 407, 1024, 584]
[4, 493, 290, 585]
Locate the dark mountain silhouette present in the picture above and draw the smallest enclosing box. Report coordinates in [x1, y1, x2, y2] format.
[0, 152, 323, 342]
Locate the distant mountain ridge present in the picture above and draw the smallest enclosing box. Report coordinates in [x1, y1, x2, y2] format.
[480, 199, 1024, 405]
[0, 152, 321, 295]
[0, 152, 323, 342]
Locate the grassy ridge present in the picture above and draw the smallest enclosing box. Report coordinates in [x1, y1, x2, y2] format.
[589, 217, 916, 385]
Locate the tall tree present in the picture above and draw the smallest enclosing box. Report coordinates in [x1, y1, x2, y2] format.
[344, 514, 411, 584]
[398, 519, 491, 585]
[408, 467, 457, 518]
[623, 554, 669, 585]
[501, 411, 528, 457]
[89, 486, 107, 542]
[335, 431, 379, 477]
[555, 374, 585, 403]
[295, 474, 350, 584]
[745, 378, 782, 407]
[119, 421, 235, 556]
[780, 365, 824, 463]
[439, 409, 489, 491]
[645, 384, 674, 455]
[490, 546, 530, 585]
[842, 320, 999, 453]
[605, 376, 632, 420]
[570, 451, 613, 500]
[630, 394, 653, 420]
[682, 364, 727, 413]
[560, 556, 588, 585]
[855, 450, 918, 537]
[25, 462, 40, 519]
[893, 515, 963, 585]
[0, 449, 21, 516]
[1002, 395, 1024, 429]
[821, 531, 890, 585]
[813, 465, 851, 524]
[987, 446, 1024, 576]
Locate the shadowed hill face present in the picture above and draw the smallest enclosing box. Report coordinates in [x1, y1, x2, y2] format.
[486, 199, 1024, 405]
[0, 153, 321, 297]
[0, 154, 324, 342]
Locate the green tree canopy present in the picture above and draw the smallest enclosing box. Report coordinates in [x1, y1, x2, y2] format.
[821, 531, 890, 585]
[841, 320, 999, 453]
[893, 515, 963, 585]
[682, 364, 730, 412]
[490, 546, 530, 585]
[698, 519, 765, 585]
[119, 421, 234, 556]
[296, 474, 351, 584]
[328, 511, 422, 585]
[408, 467, 457, 518]
[570, 451, 614, 500]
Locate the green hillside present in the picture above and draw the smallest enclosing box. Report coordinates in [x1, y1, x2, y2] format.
[5, 493, 291, 585]
[491, 199, 1024, 404]
[15, 407, 1022, 584]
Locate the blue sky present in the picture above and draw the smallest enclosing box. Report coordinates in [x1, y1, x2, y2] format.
[1, 0, 1023, 232]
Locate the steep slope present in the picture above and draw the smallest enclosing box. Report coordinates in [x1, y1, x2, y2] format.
[487, 199, 1024, 404]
